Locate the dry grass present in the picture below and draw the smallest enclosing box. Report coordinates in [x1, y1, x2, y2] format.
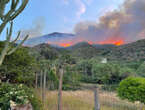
[36, 90, 143, 110]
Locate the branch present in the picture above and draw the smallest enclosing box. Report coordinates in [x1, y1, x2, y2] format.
[0, 21, 7, 35]
[4, 0, 19, 21]
[7, 34, 29, 55]
[10, 0, 29, 20]
[11, 31, 21, 44]
[0, 22, 13, 65]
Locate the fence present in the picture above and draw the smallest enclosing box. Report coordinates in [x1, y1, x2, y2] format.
[35, 85, 144, 110]
[35, 72, 144, 110]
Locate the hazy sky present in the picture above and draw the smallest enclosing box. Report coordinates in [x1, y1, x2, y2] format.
[1, 0, 124, 40]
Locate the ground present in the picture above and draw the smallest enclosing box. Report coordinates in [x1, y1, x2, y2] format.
[36, 90, 144, 110]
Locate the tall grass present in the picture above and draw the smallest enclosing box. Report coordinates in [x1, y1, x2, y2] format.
[36, 90, 143, 110]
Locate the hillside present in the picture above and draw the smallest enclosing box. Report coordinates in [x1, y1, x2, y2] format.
[106, 39, 145, 61]
[67, 42, 100, 59]
[31, 39, 145, 62]
[30, 43, 69, 60]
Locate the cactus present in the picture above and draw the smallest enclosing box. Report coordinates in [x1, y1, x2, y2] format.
[0, 0, 29, 66]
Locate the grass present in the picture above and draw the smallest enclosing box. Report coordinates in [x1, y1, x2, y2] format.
[36, 90, 144, 110]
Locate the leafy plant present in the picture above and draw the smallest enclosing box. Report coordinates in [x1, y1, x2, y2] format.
[0, 83, 42, 110]
[0, 45, 37, 86]
[118, 77, 145, 104]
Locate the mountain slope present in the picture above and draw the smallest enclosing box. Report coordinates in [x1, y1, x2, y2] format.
[24, 32, 75, 46]
[30, 43, 69, 60]
[106, 39, 145, 61]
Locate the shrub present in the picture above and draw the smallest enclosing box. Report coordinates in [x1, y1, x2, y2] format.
[0, 47, 37, 86]
[117, 77, 145, 104]
[0, 83, 43, 110]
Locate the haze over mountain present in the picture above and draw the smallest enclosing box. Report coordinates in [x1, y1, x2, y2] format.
[23, 32, 131, 47]
[23, 32, 75, 47]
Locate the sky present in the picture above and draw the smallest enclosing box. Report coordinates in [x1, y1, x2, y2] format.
[10, 0, 124, 38]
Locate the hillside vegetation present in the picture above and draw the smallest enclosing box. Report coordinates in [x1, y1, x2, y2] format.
[32, 39, 145, 62]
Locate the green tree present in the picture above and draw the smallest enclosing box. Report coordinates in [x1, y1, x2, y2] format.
[92, 63, 134, 84]
[118, 77, 145, 104]
[63, 65, 81, 90]
[0, 46, 37, 86]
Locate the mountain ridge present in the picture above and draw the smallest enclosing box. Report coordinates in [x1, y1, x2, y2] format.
[31, 39, 145, 61]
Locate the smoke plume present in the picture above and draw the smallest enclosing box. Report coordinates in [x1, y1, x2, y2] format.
[20, 17, 45, 39]
[74, 0, 145, 45]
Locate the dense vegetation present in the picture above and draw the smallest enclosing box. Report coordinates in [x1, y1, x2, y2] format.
[118, 77, 145, 104]
[0, 45, 37, 86]
[29, 39, 145, 90]
[0, 83, 42, 110]
[0, 39, 145, 109]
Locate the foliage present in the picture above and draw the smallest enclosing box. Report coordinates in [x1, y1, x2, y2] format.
[63, 66, 81, 90]
[76, 61, 135, 84]
[0, 83, 43, 110]
[0, 45, 37, 86]
[76, 59, 92, 76]
[47, 70, 59, 90]
[40, 46, 59, 60]
[136, 62, 145, 77]
[106, 39, 145, 62]
[118, 77, 145, 104]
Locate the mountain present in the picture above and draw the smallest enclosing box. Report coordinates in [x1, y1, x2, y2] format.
[106, 39, 145, 61]
[67, 42, 99, 59]
[93, 44, 116, 49]
[30, 43, 69, 60]
[31, 39, 145, 62]
[23, 32, 75, 46]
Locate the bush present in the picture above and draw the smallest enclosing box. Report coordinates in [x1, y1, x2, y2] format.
[0, 47, 37, 86]
[0, 83, 43, 110]
[117, 77, 145, 104]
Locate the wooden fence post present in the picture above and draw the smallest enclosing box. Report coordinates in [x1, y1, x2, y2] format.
[42, 70, 47, 104]
[58, 68, 64, 110]
[40, 71, 43, 101]
[94, 86, 100, 110]
[35, 72, 38, 89]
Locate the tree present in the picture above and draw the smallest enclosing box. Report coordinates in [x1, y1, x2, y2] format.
[0, 45, 37, 86]
[38, 60, 51, 103]
[92, 63, 134, 84]
[0, 0, 29, 66]
[118, 77, 145, 104]
[62, 64, 81, 90]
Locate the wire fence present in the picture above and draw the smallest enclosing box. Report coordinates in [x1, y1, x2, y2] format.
[36, 84, 144, 110]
